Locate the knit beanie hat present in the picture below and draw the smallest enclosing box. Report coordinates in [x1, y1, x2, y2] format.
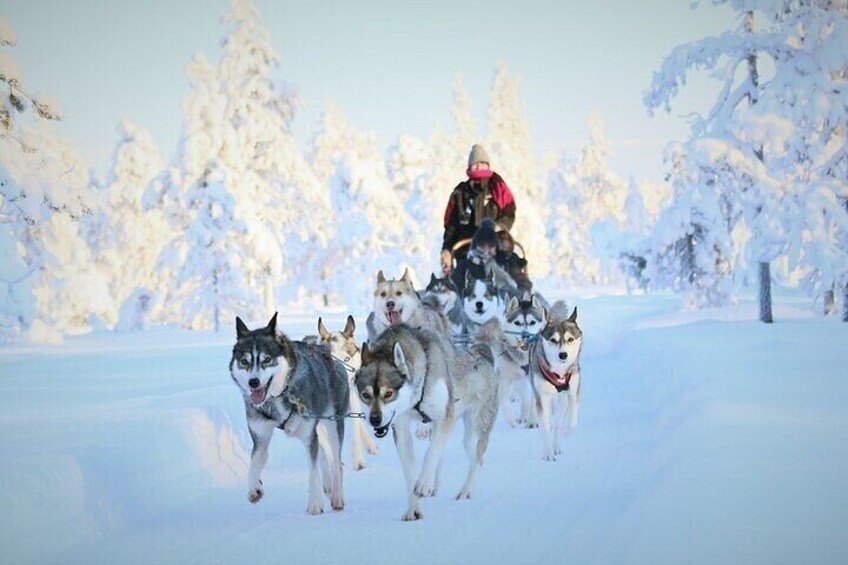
[472, 218, 499, 249]
[467, 144, 491, 167]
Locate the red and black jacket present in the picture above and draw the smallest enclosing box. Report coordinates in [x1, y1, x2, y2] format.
[441, 172, 516, 255]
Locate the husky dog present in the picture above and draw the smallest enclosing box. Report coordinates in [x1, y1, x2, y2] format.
[366, 268, 449, 344]
[422, 273, 464, 337]
[476, 294, 548, 428]
[315, 316, 378, 471]
[462, 270, 503, 336]
[230, 313, 349, 515]
[355, 325, 498, 520]
[465, 247, 523, 301]
[529, 303, 582, 461]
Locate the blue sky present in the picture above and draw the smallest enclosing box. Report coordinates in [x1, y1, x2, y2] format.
[4, 0, 735, 182]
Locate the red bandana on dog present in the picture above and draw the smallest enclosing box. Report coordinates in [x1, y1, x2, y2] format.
[537, 356, 572, 392]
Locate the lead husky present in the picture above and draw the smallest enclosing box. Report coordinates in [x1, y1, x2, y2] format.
[316, 316, 378, 471]
[366, 269, 449, 345]
[230, 313, 349, 514]
[476, 294, 548, 428]
[529, 303, 582, 461]
[355, 325, 498, 520]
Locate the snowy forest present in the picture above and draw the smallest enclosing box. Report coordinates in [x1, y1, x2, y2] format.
[1, 0, 847, 343]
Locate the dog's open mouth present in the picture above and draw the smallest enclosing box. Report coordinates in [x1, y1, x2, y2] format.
[386, 309, 403, 326]
[373, 411, 395, 438]
[249, 376, 272, 406]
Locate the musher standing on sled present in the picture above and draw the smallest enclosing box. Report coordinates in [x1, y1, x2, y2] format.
[440, 144, 517, 283]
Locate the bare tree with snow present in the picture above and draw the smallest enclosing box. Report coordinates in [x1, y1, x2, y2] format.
[0, 15, 104, 341]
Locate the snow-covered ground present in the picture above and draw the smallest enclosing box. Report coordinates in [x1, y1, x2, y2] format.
[1, 290, 847, 564]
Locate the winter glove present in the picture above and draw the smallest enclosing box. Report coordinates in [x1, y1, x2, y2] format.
[440, 249, 453, 275]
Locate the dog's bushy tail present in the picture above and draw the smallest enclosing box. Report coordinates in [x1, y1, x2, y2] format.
[547, 300, 571, 323]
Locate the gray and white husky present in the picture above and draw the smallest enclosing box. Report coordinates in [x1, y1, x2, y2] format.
[422, 273, 464, 337]
[230, 313, 349, 515]
[355, 324, 498, 521]
[530, 303, 582, 461]
[366, 268, 449, 344]
[316, 316, 378, 471]
[462, 270, 503, 336]
[475, 294, 548, 428]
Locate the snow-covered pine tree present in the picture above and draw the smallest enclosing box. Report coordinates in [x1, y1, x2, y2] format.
[96, 120, 167, 330]
[174, 164, 259, 331]
[547, 112, 627, 285]
[407, 75, 477, 273]
[646, 142, 737, 308]
[388, 133, 432, 269]
[217, 0, 332, 309]
[485, 62, 552, 278]
[618, 176, 652, 293]
[152, 0, 333, 322]
[144, 52, 223, 325]
[323, 126, 426, 310]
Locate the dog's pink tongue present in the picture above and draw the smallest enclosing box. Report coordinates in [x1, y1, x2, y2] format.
[388, 311, 402, 326]
[250, 387, 266, 405]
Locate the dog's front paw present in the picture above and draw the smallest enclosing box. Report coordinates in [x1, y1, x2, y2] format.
[306, 500, 324, 515]
[454, 489, 472, 501]
[542, 453, 557, 462]
[524, 421, 539, 429]
[554, 446, 563, 456]
[414, 423, 432, 440]
[247, 480, 264, 504]
[401, 508, 423, 521]
[414, 476, 437, 498]
[331, 495, 345, 511]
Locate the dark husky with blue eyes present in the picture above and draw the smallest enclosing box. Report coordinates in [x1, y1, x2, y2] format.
[229, 313, 349, 515]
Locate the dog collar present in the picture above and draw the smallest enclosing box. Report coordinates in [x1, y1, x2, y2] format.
[537, 356, 572, 392]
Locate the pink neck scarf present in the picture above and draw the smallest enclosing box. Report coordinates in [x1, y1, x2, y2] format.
[467, 168, 494, 180]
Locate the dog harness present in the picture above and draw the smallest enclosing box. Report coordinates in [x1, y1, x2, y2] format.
[537, 356, 573, 392]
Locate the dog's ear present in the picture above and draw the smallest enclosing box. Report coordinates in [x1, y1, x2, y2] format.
[401, 267, 412, 285]
[318, 317, 331, 341]
[429, 273, 437, 285]
[507, 296, 519, 312]
[265, 312, 278, 335]
[236, 316, 250, 338]
[531, 294, 541, 310]
[377, 270, 386, 284]
[343, 315, 356, 339]
[361, 342, 372, 365]
[522, 291, 531, 302]
[568, 307, 578, 323]
[392, 342, 408, 374]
